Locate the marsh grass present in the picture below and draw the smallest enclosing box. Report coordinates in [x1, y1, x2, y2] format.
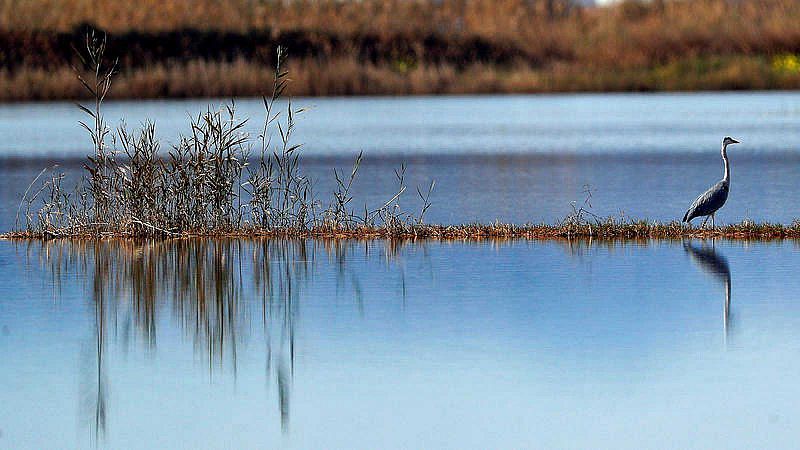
[4, 54, 800, 102]
[6, 0, 800, 99]
[8, 36, 436, 239]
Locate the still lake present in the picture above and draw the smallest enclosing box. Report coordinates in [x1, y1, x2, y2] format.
[1, 92, 800, 449]
[3, 92, 800, 229]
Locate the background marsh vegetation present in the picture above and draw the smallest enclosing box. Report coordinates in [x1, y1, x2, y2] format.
[3, 0, 800, 100]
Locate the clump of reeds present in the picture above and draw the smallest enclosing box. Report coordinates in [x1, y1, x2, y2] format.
[10, 34, 434, 239]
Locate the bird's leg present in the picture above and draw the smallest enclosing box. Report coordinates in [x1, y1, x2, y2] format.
[701, 215, 710, 229]
[711, 213, 716, 228]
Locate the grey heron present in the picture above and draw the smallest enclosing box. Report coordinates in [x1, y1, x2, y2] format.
[682, 136, 740, 227]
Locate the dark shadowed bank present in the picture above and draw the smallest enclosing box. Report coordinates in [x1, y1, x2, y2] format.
[7, 221, 800, 241]
[3, 0, 800, 100]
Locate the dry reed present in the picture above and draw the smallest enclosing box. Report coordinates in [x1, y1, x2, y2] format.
[3, 0, 800, 99]
[7, 36, 438, 239]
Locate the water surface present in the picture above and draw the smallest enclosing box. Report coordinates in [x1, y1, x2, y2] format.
[1, 238, 799, 449]
[2, 92, 800, 449]
[3, 92, 800, 230]
[3, 92, 800, 156]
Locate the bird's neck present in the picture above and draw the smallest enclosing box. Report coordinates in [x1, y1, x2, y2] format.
[721, 144, 730, 183]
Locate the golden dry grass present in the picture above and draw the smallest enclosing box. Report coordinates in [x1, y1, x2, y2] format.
[3, 0, 800, 99]
[3, 55, 800, 101]
[0, 0, 584, 34]
[5, 221, 800, 242]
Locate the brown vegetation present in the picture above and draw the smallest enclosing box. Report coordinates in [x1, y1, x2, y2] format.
[8, 39, 444, 239]
[4, 55, 799, 102]
[3, 0, 800, 99]
[7, 221, 800, 241]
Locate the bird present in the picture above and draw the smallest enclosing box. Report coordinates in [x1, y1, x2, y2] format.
[682, 136, 740, 228]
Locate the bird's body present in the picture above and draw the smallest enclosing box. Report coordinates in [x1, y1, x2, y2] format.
[682, 179, 729, 223]
[682, 137, 739, 227]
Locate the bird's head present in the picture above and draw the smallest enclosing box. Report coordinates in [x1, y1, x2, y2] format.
[723, 136, 740, 146]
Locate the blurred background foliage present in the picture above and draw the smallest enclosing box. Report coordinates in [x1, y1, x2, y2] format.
[2, 0, 800, 100]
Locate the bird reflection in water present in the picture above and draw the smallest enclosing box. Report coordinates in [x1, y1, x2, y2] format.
[683, 240, 732, 345]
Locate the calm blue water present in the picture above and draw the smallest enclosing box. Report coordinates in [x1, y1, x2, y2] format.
[3, 93, 800, 230]
[2, 93, 800, 449]
[1, 238, 800, 449]
[3, 92, 800, 156]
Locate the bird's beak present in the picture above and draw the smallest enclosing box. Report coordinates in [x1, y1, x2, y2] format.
[731, 138, 740, 144]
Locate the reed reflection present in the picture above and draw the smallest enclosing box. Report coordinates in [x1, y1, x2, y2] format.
[683, 241, 732, 344]
[79, 252, 107, 447]
[28, 237, 409, 442]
